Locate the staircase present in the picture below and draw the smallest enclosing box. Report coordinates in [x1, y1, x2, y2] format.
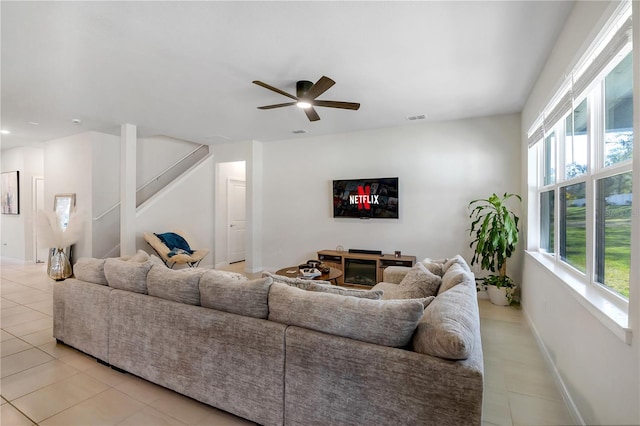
[92, 142, 210, 258]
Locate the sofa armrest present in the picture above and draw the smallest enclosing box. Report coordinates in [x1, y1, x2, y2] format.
[382, 265, 411, 284]
[284, 326, 483, 426]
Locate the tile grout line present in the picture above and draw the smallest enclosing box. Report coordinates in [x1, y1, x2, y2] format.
[4, 400, 40, 426]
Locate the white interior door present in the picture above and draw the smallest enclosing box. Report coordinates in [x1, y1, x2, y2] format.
[34, 177, 48, 263]
[227, 178, 246, 263]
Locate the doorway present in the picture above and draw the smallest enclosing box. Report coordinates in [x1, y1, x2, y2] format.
[227, 178, 246, 263]
[215, 160, 247, 268]
[33, 176, 48, 263]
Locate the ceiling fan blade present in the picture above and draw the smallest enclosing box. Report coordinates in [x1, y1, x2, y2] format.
[303, 76, 335, 100]
[257, 102, 297, 110]
[252, 80, 298, 101]
[314, 100, 361, 110]
[304, 107, 321, 122]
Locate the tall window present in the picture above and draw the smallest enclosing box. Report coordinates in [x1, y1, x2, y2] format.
[604, 53, 633, 167]
[528, 7, 632, 302]
[565, 99, 588, 179]
[560, 183, 587, 273]
[540, 190, 555, 253]
[544, 132, 556, 185]
[595, 172, 632, 298]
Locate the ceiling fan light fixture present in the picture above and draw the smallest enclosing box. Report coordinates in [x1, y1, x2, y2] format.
[296, 101, 312, 109]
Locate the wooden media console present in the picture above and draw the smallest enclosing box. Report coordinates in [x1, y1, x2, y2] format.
[317, 250, 416, 287]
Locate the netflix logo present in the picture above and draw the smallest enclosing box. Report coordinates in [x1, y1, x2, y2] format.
[349, 185, 380, 210]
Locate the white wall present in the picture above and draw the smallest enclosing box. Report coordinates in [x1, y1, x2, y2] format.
[135, 155, 215, 266]
[259, 113, 522, 273]
[91, 133, 121, 257]
[521, 1, 640, 424]
[0, 147, 44, 261]
[44, 132, 98, 259]
[34, 130, 213, 262]
[136, 135, 201, 187]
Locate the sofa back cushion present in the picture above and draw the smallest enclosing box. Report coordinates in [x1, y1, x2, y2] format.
[263, 271, 383, 299]
[396, 263, 442, 298]
[268, 282, 427, 347]
[73, 258, 108, 285]
[412, 279, 479, 360]
[146, 265, 204, 306]
[438, 263, 472, 295]
[104, 258, 153, 294]
[200, 272, 272, 319]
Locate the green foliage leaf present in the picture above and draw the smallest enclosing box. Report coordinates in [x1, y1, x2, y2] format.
[468, 192, 521, 276]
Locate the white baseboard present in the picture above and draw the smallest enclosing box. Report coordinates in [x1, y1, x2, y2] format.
[522, 306, 585, 426]
[0, 256, 31, 265]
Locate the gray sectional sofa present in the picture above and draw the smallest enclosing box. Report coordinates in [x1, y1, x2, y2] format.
[53, 252, 483, 426]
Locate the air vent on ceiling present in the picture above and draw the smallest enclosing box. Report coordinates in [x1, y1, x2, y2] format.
[292, 129, 307, 134]
[407, 114, 427, 121]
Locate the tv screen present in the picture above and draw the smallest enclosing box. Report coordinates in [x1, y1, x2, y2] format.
[332, 177, 399, 219]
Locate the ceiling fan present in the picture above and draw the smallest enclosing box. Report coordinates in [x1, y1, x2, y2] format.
[252, 76, 360, 122]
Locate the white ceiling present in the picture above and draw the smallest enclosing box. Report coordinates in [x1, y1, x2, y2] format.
[1, 1, 575, 150]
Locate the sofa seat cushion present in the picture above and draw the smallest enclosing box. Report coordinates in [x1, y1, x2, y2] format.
[263, 271, 383, 299]
[147, 264, 205, 305]
[396, 263, 442, 298]
[268, 282, 428, 347]
[200, 273, 272, 319]
[412, 279, 480, 360]
[104, 258, 154, 294]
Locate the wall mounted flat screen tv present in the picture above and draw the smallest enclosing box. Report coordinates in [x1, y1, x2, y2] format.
[333, 177, 399, 219]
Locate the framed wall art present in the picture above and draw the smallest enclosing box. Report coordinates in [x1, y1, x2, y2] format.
[1, 171, 19, 214]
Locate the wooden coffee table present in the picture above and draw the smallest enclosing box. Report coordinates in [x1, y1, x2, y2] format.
[274, 266, 343, 285]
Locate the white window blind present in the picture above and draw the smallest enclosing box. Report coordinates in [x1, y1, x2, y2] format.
[527, 7, 632, 148]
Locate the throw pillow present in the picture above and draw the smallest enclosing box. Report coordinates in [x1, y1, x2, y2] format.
[268, 282, 428, 347]
[419, 258, 445, 277]
[397, 263, 442, 298]
[438, 263, 470, 295]
[263, 271, 382, 299]
[412, 279, 479, 360]
[73, 257, 108, 285]
[442, 254, 471, 274]
[104, 258, 153, 294]
[200, 274, 272, 319]
[146, 264, 204, 305]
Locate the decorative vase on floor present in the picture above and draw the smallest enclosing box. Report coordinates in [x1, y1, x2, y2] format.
[487, 284, 510, 306]
[48, 248, 72, 281]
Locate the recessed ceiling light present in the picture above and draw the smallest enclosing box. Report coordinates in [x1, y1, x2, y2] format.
[0, 129, 10, 135]
[28, 121, 40, 126]
[72, 118, 82, 124]
[292, 129, 307, 134]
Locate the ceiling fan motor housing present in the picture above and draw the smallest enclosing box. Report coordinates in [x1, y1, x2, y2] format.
[296, 80, 313, 98]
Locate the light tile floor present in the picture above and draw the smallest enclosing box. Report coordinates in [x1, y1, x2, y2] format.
[1, 260, 575, 425]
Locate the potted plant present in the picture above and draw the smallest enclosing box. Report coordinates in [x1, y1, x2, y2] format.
[468, 193, 521, 306]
